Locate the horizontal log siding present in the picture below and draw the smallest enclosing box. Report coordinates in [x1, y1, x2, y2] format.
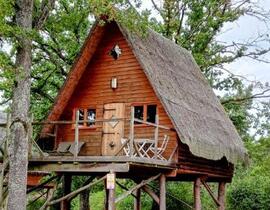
[56, 24, 177, 159]
[178, 142, 234, 178]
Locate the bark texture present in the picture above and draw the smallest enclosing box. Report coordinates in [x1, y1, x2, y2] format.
[80, 189, 90, 210]
[7, 0, 33, 209]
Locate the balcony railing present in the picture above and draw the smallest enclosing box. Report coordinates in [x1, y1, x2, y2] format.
[0, 109, 178, 163]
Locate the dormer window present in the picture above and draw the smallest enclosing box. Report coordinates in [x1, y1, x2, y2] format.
[110, 44, 122, 60]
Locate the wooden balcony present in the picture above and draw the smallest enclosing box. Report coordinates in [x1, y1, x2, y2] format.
[0, 109, 178, 175]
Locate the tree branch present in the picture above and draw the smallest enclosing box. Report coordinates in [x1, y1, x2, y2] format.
[33, 0, 56, 30]
[221, 88, 270, 105]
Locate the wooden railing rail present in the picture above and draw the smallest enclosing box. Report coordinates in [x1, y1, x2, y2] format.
[0, 113, 176, 161]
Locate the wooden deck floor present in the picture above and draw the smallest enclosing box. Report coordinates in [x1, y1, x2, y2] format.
[28, 156, 177, 177]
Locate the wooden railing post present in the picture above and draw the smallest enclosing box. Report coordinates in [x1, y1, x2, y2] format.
[154, 115, 159, 159]
[74, 110, 79, 158]
[129, 107, 135, 157]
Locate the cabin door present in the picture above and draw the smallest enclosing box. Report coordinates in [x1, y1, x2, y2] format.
[102, 103, 125, 156]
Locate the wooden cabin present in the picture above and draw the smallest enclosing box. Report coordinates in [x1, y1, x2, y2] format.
[27, 20, 247, 209]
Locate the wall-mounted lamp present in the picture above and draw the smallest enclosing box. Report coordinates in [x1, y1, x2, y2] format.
[111, 77, 117, 89]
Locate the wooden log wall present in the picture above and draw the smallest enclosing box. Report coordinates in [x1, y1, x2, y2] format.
[56, 23, 178, 159]
[177, 142, 234, 179]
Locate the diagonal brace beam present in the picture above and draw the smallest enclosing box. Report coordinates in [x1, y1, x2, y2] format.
[115, 174, 161, 203]
[201, 180, 220, 207]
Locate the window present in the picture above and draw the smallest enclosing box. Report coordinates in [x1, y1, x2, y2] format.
[74, 108, 96, 127]
[87, 109, 96, 126]
[134, 106, 144, 124]
[133, 104, 157, 124]
[147, 105, 157, 123]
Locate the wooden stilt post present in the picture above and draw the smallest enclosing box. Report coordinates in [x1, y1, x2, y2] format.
[107, 172, 116, 210]
[159, 174, 166, 210]
[134, 189, 141, 210]
[104, 180, 109, 210]
[194, 177, 201, 210]
[61, 175, 72, 210]
[218, 182, 226, 210]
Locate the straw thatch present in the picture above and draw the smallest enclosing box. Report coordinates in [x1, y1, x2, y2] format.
[43, 21, 247, 164]
[119, 26, 247, 164]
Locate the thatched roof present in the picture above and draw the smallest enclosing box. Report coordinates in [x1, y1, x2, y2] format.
[43, 21, 247, 164]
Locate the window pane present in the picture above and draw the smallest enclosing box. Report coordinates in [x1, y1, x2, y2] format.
[134, 106, 143, 124]
[78, 109, 84, 125]
[87, 109, 96, 126]
[147, 105, 157, 123]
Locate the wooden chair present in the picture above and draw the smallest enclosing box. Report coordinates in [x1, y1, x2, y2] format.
[149, 135, 169, 160]
[120, 138, 130, 156]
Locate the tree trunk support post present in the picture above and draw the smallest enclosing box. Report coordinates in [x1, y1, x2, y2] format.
[134, 189, 141, 210]
[61, 174, 72, 210]
[194, 177, 201, 210]
[218, 182, 226, 210]
[159, 174, 166, 210]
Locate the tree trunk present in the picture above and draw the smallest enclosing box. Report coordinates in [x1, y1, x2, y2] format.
[7, 0, 33, 210]
[80, 189, 90, 210]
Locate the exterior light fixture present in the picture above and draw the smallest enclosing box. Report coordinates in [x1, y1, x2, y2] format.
[111, 77, 117, 89]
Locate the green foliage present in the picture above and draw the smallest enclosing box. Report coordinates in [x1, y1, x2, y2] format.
[227, 136, 270, 210]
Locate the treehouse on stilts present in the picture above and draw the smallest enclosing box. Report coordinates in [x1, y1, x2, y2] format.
[1, 19, 247, 209]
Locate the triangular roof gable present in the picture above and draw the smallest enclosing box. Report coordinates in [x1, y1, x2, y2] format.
[42, 22, 106, 129]
[43, 20, 247, 164]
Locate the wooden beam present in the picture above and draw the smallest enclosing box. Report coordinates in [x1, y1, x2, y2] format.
[27, 175, 58, 194]
[142, 185, 159, 204]
[201, 180, 220, 207]
[194, 177, 201, 210]
[47, 175, 106, 206]
[74, 110, 79, 158]
[159, 174, 166, 210]
[29, 163, 130, 173]
[133, 118, 171, 130]
[114, 138, 130, 156]
[134, 189, 141, 210]
[129, 106, 135, 157]
[218, 182, 226, 210]
[29, 156, 175, 166]
[61, 175, 72, 210]
[108, 172, 116, 210]
[154, 115, 159, 159]
[116, 181, 137, 199]
[115, 174, 161, 203]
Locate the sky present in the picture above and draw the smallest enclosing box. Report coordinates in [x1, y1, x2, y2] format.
[141, 0, 270, 87]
